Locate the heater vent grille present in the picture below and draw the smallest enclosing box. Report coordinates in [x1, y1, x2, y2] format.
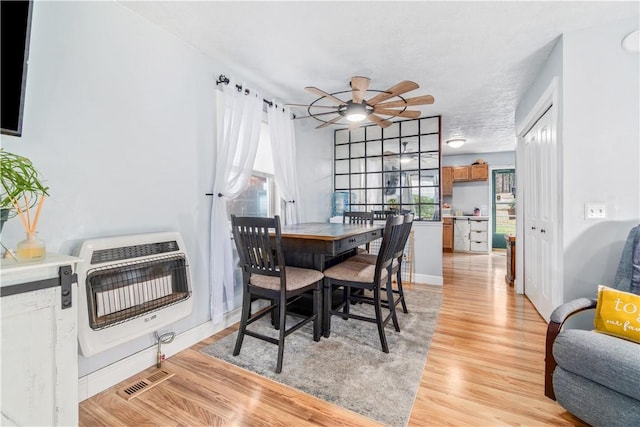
[86, 254, 190, 330]
[90, 241, 180, 264]
[118, 369, 174, 400]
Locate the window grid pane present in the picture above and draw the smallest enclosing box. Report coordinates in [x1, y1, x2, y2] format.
[333, 116, 442, 221]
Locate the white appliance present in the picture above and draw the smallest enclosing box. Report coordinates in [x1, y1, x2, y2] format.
[74, 232, 193, 357]
[454, 218, 470, 251]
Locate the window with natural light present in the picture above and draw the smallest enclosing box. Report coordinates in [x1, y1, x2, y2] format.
[227, 122, 279, 218]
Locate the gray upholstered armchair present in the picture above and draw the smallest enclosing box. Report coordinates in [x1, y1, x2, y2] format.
[545, 225, 640, 426]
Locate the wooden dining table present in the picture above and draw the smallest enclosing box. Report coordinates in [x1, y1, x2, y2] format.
[278, 222, 384, 271]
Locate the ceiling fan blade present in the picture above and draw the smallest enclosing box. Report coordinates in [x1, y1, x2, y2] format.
[367, 114, 392, 128]
[375, 95, 435, 109]
[305, 87, 347, 106]
[373, 108, 421, 119]
[286, 103, 338, 109]
[293, 110, 343, 119]
[315, 115, 344, 129]
[366, 80, 419, 106]
[351, 76, 371, 103]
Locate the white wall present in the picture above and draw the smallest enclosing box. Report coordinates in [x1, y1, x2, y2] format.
[411, 222, 443, 285]
[294, 120, 333, 222]
[0, 1, 229, 377]
[516, 18, 639, 309]
[561, 18, 640, 301]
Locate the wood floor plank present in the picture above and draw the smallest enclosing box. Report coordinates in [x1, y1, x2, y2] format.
[79, 251, 588, 426]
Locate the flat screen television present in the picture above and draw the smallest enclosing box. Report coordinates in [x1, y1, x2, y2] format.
[1, 0, 33, 137]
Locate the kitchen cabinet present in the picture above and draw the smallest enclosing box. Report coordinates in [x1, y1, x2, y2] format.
[450, 163, 489, 182]
[453, 217, 489, 253]
[470, 163, 488, 180]
[442, 166, 453, 196]
[452, 166, 470, 182]
[442, 217, 453, 251]
[1, 254, 80, 426]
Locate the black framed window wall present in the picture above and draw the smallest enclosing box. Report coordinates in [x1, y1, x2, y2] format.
[333, 116, 442, 221]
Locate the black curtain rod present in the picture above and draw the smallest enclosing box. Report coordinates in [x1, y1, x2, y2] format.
[216, 74, 273, 107]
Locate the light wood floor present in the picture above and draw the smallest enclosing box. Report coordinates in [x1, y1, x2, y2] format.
[79, 252, 587, 426]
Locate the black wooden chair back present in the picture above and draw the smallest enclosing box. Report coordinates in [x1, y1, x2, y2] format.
[391, 213, 414, 313]
[231, 215, 284, 287]
[374, 214, 405, 283]
[372, 210, 398, 220]
[343, 211, 374, 225]
[392, 213, 415, 262]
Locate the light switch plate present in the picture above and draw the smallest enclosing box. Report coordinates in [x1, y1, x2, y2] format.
[585, 202, 606, 219]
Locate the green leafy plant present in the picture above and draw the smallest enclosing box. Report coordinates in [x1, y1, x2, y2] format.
[0, 149, 49, 224]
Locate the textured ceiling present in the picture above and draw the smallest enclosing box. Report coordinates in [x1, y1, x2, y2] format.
[120, 1, 638, 155]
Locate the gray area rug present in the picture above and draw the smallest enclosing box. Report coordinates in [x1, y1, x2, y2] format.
[201, 285, 442, 427]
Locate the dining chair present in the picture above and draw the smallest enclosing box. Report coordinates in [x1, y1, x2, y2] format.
[350, 213, 414, 314]
[343, 211, 375, 225]
[230, 214, 323, 373]
[322, 214, 405, 353]
[343, 211, 375, 254]
[372, 210, 397, 220]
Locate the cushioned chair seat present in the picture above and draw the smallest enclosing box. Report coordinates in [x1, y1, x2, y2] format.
[349, 253, 399, 268]
[553, 329, 640, 401]
[250, 266, 324, 291]
[324, 260, 388, 283]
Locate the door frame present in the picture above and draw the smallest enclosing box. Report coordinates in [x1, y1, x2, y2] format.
[514, 77, 562, 297]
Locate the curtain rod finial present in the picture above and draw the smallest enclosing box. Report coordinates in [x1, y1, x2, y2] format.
[216, 75, 230, 86]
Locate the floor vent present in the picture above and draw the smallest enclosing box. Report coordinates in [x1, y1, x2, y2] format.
[117, 369, 174, 401]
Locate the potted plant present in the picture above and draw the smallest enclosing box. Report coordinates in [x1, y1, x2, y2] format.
[507, 201, 516, 217]
[0, 149, 49, 258]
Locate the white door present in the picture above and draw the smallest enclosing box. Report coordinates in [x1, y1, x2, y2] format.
[523, 105, 560, 321]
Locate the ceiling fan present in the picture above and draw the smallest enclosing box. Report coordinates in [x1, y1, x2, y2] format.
[288, 76, 435, 129]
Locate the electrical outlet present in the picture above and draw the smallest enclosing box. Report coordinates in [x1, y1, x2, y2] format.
[585, 202, 606, 219]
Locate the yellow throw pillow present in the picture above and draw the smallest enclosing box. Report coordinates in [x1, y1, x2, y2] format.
[594, 285, 640, 343]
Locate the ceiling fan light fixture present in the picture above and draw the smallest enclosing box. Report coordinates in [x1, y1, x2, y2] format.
[446, 138, 465, 148]
[346, 112, 367, 122]
[344, 102, 369, 122]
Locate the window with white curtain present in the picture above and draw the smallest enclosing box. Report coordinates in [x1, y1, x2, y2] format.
[227, 121, 280, 218]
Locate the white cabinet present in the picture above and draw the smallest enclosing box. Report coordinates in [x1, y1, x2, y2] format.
[453, 217, 489, 253]
[1, 254, 80, 426]
[469, 218, 489, 252]
[453, 218, 470, 251]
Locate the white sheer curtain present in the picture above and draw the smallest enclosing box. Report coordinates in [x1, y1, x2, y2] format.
[267, 103, 301, 225]
[209, 78, 263, 324]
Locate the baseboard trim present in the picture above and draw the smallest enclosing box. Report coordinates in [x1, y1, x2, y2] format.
[78, 305, 245, 401]
[413, 273, 443, 286]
